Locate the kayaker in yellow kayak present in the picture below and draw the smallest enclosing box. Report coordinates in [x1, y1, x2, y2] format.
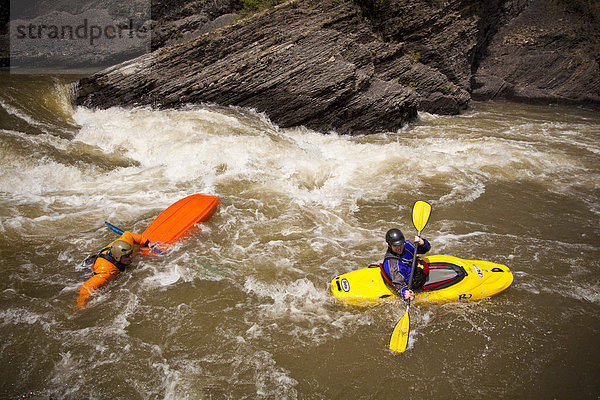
[77, 231, 157, 308]
[380, 228, 431, 301]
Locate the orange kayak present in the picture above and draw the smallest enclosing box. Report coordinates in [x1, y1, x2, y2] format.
[141, 193, 220, 254]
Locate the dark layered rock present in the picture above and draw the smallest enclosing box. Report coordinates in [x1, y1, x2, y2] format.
[149, 0, 242, 50]
[471, 0, 600, 107]
[357, 0, 488, 94]
[73, 0, 599, 135]
[357, 0, 599, 109]
[76, 0, 471, 134]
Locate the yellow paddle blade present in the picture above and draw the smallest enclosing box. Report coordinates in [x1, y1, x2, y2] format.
[389, 311, 410, 353]
[412, 201, 432, 232]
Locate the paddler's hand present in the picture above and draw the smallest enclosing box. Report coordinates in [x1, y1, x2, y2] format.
[146, 241, 165, 255]
[404, 290, 415, 301]
[414, 236, 425, 246]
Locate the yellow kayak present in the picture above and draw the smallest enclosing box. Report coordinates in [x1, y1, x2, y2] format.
[331, 255, 513, 305]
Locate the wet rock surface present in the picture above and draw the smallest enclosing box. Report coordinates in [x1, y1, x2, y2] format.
[73, 0, 599, 134]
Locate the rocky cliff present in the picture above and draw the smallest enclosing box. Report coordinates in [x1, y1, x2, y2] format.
[74, 0, 599, 135]
[471, 0, 600, 106]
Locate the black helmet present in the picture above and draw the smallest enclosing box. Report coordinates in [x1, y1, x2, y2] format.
[385, 228, 405, 246]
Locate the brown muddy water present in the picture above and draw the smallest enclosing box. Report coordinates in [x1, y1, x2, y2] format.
[1, 73, 599, 399]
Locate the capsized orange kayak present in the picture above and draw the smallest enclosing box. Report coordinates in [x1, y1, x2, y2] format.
[141, 193, 220, 254]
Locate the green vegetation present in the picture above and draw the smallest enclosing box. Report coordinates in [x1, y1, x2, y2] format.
[373, 0, 390, 11]
[407, 50, 421, 62]
[393, 77, 417, 91]
[405, 81, 417, 91]
[160, 24, 183, 40]
[445, 82, 456, 92]
[241, 0, 286, 16]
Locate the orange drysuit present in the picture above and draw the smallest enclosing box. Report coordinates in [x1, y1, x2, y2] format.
[77, 231, 149, 308]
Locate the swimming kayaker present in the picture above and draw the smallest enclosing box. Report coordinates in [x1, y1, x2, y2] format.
[77, 231, 157, 308]
[381, 228, 431, 302]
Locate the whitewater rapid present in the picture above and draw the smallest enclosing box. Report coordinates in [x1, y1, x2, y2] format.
[1, 75, 599, 399]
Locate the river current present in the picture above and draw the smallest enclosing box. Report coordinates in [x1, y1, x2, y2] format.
[1, 73, 599, 399]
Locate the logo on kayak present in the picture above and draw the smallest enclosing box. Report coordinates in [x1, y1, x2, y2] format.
[341, 278, 350, 292]
[473, 264, 483, 278]
[458, 293, 472, 300]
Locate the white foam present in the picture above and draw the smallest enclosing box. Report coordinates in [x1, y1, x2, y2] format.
[242, 276, 361, 344]
[0, 307, 55, 331]
[69, 106, 408, 211]
[3, 94, 600, 398]
[571, 283, 600, 304]
[143, 265, 184, 287]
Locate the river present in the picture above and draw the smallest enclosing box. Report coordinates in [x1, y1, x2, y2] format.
[1, 72, 599, 399]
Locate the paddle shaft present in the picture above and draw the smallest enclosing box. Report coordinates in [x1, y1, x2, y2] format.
[105, 221, 124, 235]
[389, 201, 431, 353]
[405, 229, 422, 307]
